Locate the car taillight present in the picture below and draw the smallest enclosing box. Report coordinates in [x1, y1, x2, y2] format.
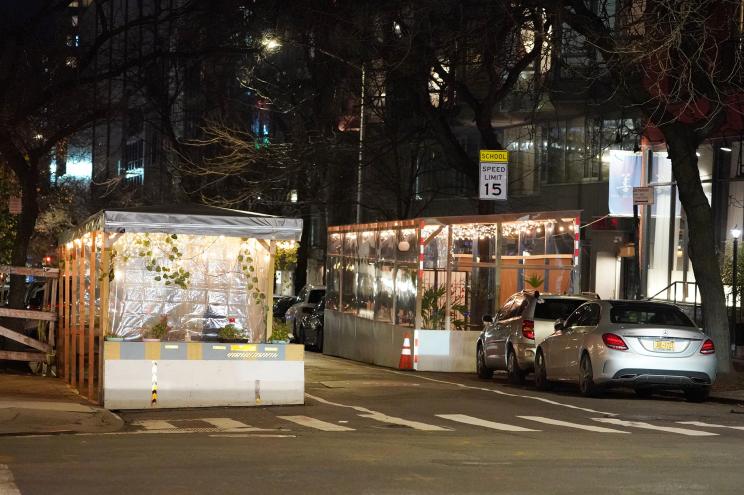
[602, 333, 628, 351]
[522, 320, 535, 340]
[700, 339, 715, 355]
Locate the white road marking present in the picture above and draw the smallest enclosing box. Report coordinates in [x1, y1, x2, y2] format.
[380, 369, 618, 417]
[359, 413, 450, 431]
[518, 416, 629, 434]
[201, 418, 257, 430]
[306, 393, 450, 431]
[437, 414, 538, 432]
[208, 434, 296, 438]
[592, 418, 718, 436]
[131, 419, 177, 431]
[278, 415, 355, 431]
[677, 421, 744, 431]
[0, 464, 21, 495]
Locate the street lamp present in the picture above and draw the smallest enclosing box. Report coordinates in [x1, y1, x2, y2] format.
[731, 226, 741, 352]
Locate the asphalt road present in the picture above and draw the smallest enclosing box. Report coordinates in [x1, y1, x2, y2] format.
[3, 352, 744, 495]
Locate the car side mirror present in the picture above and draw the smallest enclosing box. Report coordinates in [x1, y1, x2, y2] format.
[554, 319, 565, 331]
[482, 314, 493, 324]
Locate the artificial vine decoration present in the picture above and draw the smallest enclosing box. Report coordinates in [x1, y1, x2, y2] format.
[113, 233, 191, 289]
[238, 238, 266, 311]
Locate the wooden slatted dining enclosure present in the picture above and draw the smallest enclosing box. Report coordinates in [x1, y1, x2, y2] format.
[57, 231, 109, 402]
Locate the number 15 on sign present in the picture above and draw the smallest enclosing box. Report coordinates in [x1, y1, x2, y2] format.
[479, 162, 508, 200]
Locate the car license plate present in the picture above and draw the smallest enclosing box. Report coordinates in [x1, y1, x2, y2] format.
[654, 340, 675, 352]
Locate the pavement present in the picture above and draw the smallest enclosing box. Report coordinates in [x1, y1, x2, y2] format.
[0, 373, 123, 436]
[0, 357, 742, 436]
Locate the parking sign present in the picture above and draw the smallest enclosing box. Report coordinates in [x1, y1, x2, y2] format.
[479, 150, 508, 200]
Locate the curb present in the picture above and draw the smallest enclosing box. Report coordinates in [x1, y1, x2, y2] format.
[708, 394, 744, 406]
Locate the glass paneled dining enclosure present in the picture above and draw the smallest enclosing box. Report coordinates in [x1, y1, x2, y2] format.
[324, 211, 581, 372]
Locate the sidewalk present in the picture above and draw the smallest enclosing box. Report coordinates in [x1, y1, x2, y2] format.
[709, 359, 744, 405]
[0, 371, 123, 436]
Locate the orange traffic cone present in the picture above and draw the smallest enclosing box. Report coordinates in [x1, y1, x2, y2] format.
[399, 332, 413, 370]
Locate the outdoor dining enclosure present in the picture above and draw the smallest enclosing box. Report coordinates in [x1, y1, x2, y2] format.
[324, 211, 581, 371]
[58, 205, 304, 408]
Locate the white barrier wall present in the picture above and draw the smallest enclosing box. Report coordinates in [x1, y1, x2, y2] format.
[324, 310, 479, 372]
[103, 342, 304, 409]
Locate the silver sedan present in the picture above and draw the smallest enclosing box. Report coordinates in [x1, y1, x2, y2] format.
[534, 300, 717, 402]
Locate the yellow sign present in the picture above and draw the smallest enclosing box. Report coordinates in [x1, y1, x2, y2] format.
[480, 150, 508, 163]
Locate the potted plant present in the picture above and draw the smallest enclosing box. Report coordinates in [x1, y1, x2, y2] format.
[269, 319, 291, 343]
[218, 318, 248, 343]
[143, 315, 170, 342]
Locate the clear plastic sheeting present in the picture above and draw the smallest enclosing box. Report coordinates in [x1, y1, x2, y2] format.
[108, 234, 271, 342]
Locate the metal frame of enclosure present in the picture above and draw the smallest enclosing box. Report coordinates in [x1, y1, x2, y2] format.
[324, 210, 581, 371]
[58, 205, 304, 407]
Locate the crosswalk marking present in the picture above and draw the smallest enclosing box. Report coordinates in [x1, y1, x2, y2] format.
[358, 413, 451, 431]
[132, 419, 178, 430]
[518, 416, 629, 434]
[677, 421, 744, 431]
[592, 418, 718, 436]
[436, 414, 538, 432]
[201, 418, 255, 430]
[278, 415, 355, 431]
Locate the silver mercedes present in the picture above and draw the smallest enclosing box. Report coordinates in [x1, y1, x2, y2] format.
[534, 299, 717, 402]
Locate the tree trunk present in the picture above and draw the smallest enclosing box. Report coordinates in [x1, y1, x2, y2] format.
[664, 124, 731, 373]
[7, 162, 39, 311]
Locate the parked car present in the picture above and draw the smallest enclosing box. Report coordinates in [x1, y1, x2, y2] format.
[534, 300, 716, 402]
[273, 295, 298, 319]
[476, 291, 596, 383]
[299, 296, 325, 352]
[285, 284, 326, 341]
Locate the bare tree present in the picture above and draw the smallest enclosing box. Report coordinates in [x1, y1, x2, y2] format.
[542, 0, 744, 372]
[0, 0, 198, 310]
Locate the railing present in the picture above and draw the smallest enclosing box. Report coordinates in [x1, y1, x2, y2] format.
[647, 281, 701, 324]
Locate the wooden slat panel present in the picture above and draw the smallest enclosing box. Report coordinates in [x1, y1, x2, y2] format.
[70, 244, 78, 387]
[0, 350, 46, 362]
[78, 242, 85, 389]
[0, 325, 52, 353]
[0, 265, 59, 278]
[87, 232, 97, 400]
[0, 308, 57, 321]
[63, 247, 71, 380]
[98, 246, 111, 404]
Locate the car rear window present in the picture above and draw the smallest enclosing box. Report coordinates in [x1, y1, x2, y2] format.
[308, 289, 325, 304]
[534, 299, 586, 320]
[609, 304, 694, 327]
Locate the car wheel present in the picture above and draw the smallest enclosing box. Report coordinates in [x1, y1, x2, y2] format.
[634, 388, 654, 399]
[476, 344, 493, 379]
[684, 387, 710, 403]
[316, 330, 324, 353]
[579, 353, 600, 397]
[506, 348, 526, 384]
[534, 350, 551, 391]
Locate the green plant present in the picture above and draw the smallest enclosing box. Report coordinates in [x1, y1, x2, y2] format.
[270, 318, 290, 342]
[218, 323, 243, 340]
[145, 315, 170, 340]
[525, 274, 544, 290]
[421, 286, 468, 330]
[275, 244, 298, 271]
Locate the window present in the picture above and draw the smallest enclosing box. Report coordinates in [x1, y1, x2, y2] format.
[610, 304, 694, 327]
[123, 139, 145, 185]
[534, 298, 586, 320]
[576, 303, 601, 326]
[564, 304, 587, 328]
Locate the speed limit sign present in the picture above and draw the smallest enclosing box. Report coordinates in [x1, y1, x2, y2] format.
[479, 150, 508, 201]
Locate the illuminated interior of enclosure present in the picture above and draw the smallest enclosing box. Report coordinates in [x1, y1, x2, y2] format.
[326, 211, 581, 331]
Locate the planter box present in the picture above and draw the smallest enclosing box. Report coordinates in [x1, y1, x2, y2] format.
[103, 342, 304, 409]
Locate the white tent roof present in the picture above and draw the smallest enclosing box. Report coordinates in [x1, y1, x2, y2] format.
[63, 204, 303, 241]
